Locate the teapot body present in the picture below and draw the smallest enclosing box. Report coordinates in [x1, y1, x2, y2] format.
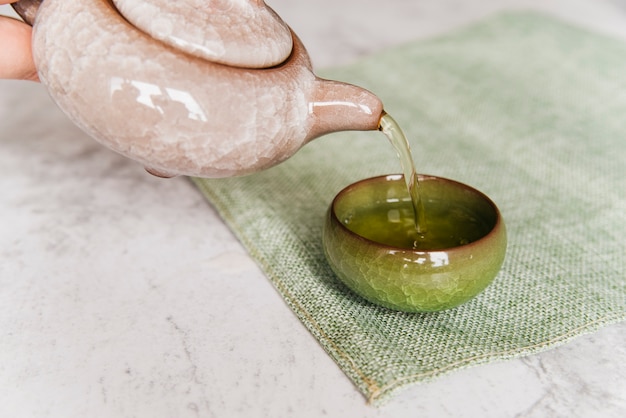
[20, 0, 384, 177]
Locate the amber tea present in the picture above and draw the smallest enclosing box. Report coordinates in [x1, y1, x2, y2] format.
[373, 113, 491, 250]
[341, 196, 493, 251]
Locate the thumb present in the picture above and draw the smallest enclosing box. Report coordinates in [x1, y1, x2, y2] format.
[0, 15, 38, 81]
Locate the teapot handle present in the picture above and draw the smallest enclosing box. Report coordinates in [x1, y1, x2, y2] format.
[11, 0, 42, 26]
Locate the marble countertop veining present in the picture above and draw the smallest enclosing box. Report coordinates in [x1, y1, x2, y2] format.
[1, 1, 625, 417]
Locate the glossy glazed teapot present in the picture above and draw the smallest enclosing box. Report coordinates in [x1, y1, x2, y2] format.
[12, 0, 383, 178]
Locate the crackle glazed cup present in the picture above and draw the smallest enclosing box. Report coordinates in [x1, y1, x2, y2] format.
[322, 174, 507, 312]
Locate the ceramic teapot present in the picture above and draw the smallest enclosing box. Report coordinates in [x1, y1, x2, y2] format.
[12, 0, 384, 178]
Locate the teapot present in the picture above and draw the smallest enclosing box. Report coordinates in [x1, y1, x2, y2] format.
[12, 0, 384, 178]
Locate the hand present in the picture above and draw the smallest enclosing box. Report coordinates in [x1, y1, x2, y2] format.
[0, 1, 38, 81]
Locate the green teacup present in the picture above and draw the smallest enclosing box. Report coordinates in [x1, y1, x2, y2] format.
[323, 174, 507, 312]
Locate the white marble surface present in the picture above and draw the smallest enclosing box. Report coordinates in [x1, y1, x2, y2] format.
[1, 1, 625, 417]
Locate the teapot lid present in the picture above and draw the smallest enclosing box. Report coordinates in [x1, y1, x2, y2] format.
[112, 0, 293, 68]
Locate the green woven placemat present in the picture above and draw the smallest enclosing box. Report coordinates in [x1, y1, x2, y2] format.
[192, 12, 626, 404]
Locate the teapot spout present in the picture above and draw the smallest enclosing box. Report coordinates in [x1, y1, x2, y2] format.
[305, 78, 384, 142]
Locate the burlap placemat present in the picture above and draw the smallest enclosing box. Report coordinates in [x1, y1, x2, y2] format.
[192, 12, 626, 404]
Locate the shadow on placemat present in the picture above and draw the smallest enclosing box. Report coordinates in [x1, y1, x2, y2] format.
[192, 12, 626, 404]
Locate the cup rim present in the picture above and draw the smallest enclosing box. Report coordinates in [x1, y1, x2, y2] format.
[329, 174, 504, 254]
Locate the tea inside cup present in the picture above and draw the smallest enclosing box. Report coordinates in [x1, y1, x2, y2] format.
[323, 174, 507, 312]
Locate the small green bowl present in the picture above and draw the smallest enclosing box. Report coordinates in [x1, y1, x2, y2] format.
[323, 174, 507, 312]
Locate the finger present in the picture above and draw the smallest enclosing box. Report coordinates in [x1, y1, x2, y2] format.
[0, 15, 38, 81]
